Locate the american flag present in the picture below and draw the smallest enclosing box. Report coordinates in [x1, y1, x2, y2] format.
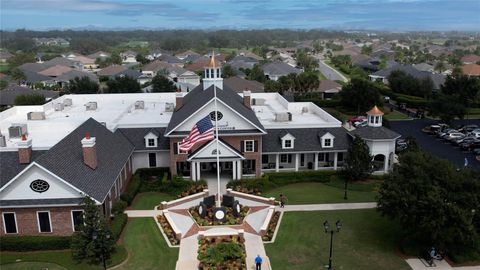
[178, 115, 215, 152]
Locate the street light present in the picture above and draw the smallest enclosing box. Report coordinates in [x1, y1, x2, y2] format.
[92, 229, 111, 270]
[323, 220, 342, 270]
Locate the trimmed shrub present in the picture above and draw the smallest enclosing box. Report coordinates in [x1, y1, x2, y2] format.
[110, 213, 128, 240]
[136, 167, 171, 180]
[0, 236, 71, 251]
[112, 200, 128, 215]
[120, 174, 141, 205]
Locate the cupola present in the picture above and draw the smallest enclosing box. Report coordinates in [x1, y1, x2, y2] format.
[366, 105, 384, 127]
[203, 52, 223, 90]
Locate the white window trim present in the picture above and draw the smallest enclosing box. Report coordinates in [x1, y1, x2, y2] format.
[280, 154, 290, 163]
[244, 140, 254, 152]
[146, 138, 157, 148]
[71, 210, 84, 232]
[2, 212, 18, 234]
[177, 142, 188, 154]
[323, 138, 333, 148]
[282, 139, 294, 149]
[36, 211, 52, 233]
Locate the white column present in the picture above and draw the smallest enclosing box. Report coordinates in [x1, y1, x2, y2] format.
[197, 162, 201, 180]
[334, 152, 338, 170]
[237, 160, 242, 179]
[314, 153, 318, 170]
[192, 162, 197, 181]
[384, 154, 389, 173]
[275, 154, 280, 172]
[295, 153, 299, 172]
[232, 161, 237, 180]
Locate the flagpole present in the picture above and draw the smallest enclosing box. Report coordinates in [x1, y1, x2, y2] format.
[214, 84, 221, 207]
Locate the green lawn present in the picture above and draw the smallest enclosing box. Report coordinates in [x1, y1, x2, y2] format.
[262, 180, 378, 204]
[384, 110, 411, 120]
[131, 192, 174, 210]
[0, 246, 127, 270]
[116, 218, 178, 270]
[0, 63, 10, 73]
[265, 209, 410, 270]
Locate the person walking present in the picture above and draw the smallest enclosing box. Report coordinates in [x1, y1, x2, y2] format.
[280, 194, 286, 208]
[255, 254, 263, 270]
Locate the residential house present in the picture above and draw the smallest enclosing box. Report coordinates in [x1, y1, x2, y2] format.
[33, 37, 70, 47]
[97, 65, 128, 78]
[176, 50, 200, 61]
[461, 54, 480, 65]
[262, 61, 302, 81]
[369, 64, 446, 90]
[146, 50, 163, 61]
[0, 85, 59, 107]
[315, 80, 342, 99]
[159, 55, 183, 67]
[224, 76, 264, 93]
[462, 64, 480, 76]
[0, 51, 13, 63]
[88, 51, 111, 61]
[141, 60, 172, 77]
[413, 63, 434, 73]
[121, 51, 138, 64]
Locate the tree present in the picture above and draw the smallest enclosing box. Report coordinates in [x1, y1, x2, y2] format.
[264, 80, 280, 93]
[71, 196, 115, 266]
[377, 151, 480, 258]
[429, 94, 467, 124]
[10, 68, 26, 81]
[245, 64, 266, 83]
[67, 76, 99, 94]
[339, 78, 382, 114]
[106, 76, 141, 93]
[343, 135, 372, 181]
[296, 71, 320, 92]
[7, 52, 35, 68]
[14, 94, 46, 105]
[296, 51, 319, 72]
[361, 45, 372, 55]
[312, 40, 323, 54]
[135, 54, 149, 65]
[222, 65, 236, 78]
[151, 74, 176, 92]
[387, 70, 433, 98]
[434, 61, 446, 73]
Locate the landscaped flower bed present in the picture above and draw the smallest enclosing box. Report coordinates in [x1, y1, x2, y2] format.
[157, 215, 179, 245]
[262, 211, 281, 241]
[198, 236, 247, 270]
[189, 205, 249, 226]
[231, 186, 262, 196]
[176, 183, 207, 199]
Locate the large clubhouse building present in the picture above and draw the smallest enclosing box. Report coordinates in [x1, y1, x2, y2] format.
[0, 59, 400, 236]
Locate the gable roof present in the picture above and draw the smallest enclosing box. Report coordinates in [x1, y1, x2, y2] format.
[34, 118, 134, 202]
[19, 63, 48, 73]
[262, 61, 302, 76]
[373, 64, 446, 89]
[165, 83, 265, 135]
[348, 126, 400, 140]
[38, 65, 73, 77]
[118, 127, 169, 151]
[56, 70, 98, 82]
[23, 70, 55, 83]
[0, 150, 47, 189]
[224, 76, 264, 93]
[97, 65, 127, 77]
[462, 64, 480, 76]
[0, 85, 59, 105]
[142, 60, 172, 72]
[315, 80, 341, 93]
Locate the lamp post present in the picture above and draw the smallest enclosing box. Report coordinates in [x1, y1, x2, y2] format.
[323, 220, 342, 270]
[92, 229, 111, 270]
[343, 179, 348, 200]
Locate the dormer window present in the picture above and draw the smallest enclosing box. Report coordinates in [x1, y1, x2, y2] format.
[281, 133, 295, 149]
[144, 131, 159, 148]
[321, 132, 335, 148]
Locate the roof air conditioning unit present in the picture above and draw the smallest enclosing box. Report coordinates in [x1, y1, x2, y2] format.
[0, 133, 6, 147]
[8, 124, 28, 138]
[252, 98, 265, 106]
[85, 102, 97, 111]
[54, 103, 64, 111]
[134, 100, 145, 110]
[27, 111, 46, 120]
[275, 112, 290, 122]
[301, 107, 308, 114]
[165, 102, 175, 112]
[63, 98, 73, 106]
[101, 122, 107, 126]
[288, 112, 292, 121]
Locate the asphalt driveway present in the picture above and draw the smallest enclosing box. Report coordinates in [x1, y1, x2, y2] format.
[389, 119, 480, 170]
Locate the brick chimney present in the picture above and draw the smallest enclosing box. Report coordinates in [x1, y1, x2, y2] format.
[81, 132, 97, 170]
[175, 91, 183, 111]
[17, 134, 32, 164]
[243, 90, 251, 109]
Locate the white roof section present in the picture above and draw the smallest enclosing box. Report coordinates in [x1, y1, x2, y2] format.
[0, 92, 341, 150]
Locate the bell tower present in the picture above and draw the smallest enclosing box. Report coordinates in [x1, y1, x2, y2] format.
[366, 106, 384, 127]
[203, 52, 223, 90]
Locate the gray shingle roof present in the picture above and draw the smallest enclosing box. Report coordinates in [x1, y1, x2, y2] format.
[34, 118, 134, 202]
[262, 128, 350, 153]
[0, 150, 47, 189]
[56, 70, 98, 82]
[165, 83, 265, 135]
[118, 128, 169, 151]
[348, 126, 400, 140]
[0, 85, 59, 106]
[262, 61, 302, 76]
[23, 70, 54, 83]
[372, 64, 446, 89]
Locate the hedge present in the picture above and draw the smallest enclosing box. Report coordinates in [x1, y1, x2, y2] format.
[120, 174, 141, 205]
[110, 213, 128, 240]
[136, 167, 171, 180]
[112, 200, 128, 215]
[0, 235, 71, 251]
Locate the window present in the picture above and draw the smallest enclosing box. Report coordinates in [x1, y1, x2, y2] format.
[71, 210, 84, 232]
[147, 138, 155, 147]
[324, 138, 332, 147]
[284, 140, 292, 148]
[30, 179, 49, 193]
[262, 155, 269, 164]
[375, 116, 380, 124]
[244, 140, 254, 152]
[300, 154, 305, 166]
[37, 212, 51, 233]
[177, 142, 188, 154]
[280, 154, 292, 163]
[3, 213, 17, 234]
[148, 153, 156, 167]
[337, 152, 344, 162]
[319, 153, 325, 161]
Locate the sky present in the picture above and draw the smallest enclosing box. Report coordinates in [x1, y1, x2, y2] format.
[1, 0, 479, 31]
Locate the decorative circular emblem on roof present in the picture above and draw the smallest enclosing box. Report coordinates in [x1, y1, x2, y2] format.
[30, 179, 49, 193]
[209, 111, 223, 121]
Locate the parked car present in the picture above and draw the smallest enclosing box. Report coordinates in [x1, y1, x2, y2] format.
[348, 116, 367, 123]
[453, 136, 477, 146]
[354, 119, 368, 127]
[469, 131, 480, 139]
[459, 125, 479, 133]
[444, 132, 465, 141]
[396, 139, 408, 152]
[437, 128, 456, 138]
[460, 140, 480, 151]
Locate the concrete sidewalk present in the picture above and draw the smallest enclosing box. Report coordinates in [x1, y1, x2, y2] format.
[406, 258, 479, 270]
[124, 209, 162, 217]
[279, 202, 377, 212]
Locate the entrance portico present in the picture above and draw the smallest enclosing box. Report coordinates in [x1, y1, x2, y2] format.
[188, 139, 245, 181]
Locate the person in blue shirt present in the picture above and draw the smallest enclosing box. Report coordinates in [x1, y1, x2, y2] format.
[255, 254, 263, 270]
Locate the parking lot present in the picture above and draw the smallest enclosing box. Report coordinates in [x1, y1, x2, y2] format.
[389, 119, 480, 170]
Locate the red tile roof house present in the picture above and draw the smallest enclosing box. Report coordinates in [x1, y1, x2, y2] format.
[462, 64, 480, 77]
[461, 54, 480, 65]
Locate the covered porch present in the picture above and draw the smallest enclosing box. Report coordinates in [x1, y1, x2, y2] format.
[261, 151, 346, 173]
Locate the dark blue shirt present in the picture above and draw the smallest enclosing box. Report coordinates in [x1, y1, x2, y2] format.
[255, 256, 263, 264]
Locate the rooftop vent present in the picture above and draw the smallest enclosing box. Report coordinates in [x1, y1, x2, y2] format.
[275, 112, 292, 122]
[8, 124, 28, 138]
[301, 107, 308, 114]
[134, 100, 145, 110]
[252, 98, 265, 106]
[0, 133, 6, 147]
[63, 98, 72, 106]
[165, 102, 175, 112]
[27, 111, 46, 120]
[54, 103, 64, 111]
[85, 102, 97, 111]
